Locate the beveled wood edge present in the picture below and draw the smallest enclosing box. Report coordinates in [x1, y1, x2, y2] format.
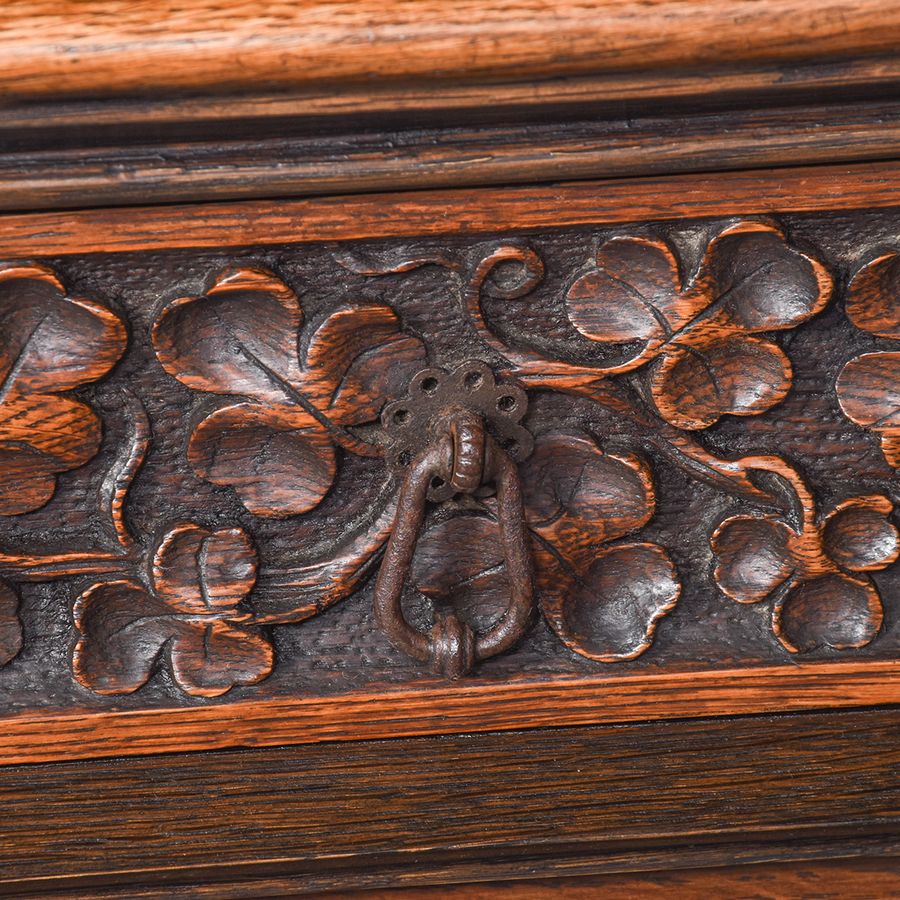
[4, 56, 900, 133]
[2, 660, 897, 765]
[7, 101, 900, 213]
[2, 161, 900, 257]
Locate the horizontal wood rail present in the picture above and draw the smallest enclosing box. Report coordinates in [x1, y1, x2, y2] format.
[1, 660, 897, 765]
[2, 2, 899, 102]
[2, 161, 900, 256]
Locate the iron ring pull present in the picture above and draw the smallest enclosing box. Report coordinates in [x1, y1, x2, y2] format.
[373, 410, 534, 678]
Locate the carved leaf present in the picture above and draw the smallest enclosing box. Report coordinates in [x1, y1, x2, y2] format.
[152, 268, 303, 401]
[301, 304, 427, 426]
[152, 523, 258, 615]
[649, 335, 792, 430]
[0, 447, 58, 515]
[407, 431, 675, 663]
[412, 516, 512, 623]
[823, 496, 900, 572]
[153, 270, 426, 516]
[74, 523, 273, 697]
[0, 264, 127, 515]
[711, 515, 795, 603]
[561, 223, 830, 428]
[189, 402, 336, 517]
[773, 574, 883, 653]
[565, 236, 702, 353]
[704, 224, 830, 333]
[845, 252, 900, 339]
[712, 483, 896, 653]
[168, 622, 274, 698]
[519, 433, 655, 573]
[836, 351, 900, 468]
[0, 581, 22, 667]
[73, 580, 180, 694]
[538, 542, 681, 662]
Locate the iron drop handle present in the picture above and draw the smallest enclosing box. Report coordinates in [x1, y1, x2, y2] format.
[373, 408, 534, 678]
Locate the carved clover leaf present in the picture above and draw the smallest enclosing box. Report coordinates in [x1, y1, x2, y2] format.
[837, 352, 900, 468]
[412, 432, 680, 663]
[0, 581, 22, 667]
[835, 254, 900, 468]
[712, 493, 898, 652]
[524, 434, 679, 661]
[152, 267, 426, 517]
[844, 251, 900, 339]
[0, 264, 127, 514]
[73, 523, 273, 697]
[564, 223, 832, 429]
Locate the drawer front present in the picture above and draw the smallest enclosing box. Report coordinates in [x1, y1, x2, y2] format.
[0, 169, 898, 764]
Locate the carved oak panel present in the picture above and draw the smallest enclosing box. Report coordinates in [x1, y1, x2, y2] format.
[0, 210, 898, 719]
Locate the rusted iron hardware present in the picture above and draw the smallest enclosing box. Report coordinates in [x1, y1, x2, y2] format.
[374, 361, 535, 677]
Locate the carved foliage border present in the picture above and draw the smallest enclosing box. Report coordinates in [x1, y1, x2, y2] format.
[0, 220, 898, 698]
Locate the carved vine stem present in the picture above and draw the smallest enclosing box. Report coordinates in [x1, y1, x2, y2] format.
[0, 393, 149, 580]
[463, 244, 779, 505]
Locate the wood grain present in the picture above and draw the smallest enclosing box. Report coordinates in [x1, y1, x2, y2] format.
[2, 1, 899, 102]
[7, 100, 900, 212]
[0, 709, 896, 893]
[3, 161, 900, 256]
[1, 212, 899, 763]
[0, 661, 896, 765]
[6, 54, 900, 136]
[308, 859, 900, 899]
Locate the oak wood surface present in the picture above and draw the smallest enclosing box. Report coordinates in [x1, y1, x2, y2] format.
[3, 1, 898, 103]
[0, 710, 897, 894]
[6, 54, 900, 138]
[7, 100, 900, 212]
[2, 662, 896, 766]
[3, 160, 900, 256]
[1, 207, 899, 763]
[310, 858, 900, 899]
[2, 6, 898, 896]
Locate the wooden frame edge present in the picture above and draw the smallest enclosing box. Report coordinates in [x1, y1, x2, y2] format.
[2, 660, 897, 765]
[1, 161, 899, 257]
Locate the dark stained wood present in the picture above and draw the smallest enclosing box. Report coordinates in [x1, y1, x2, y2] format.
[2, 1, 898, 103]
[0, 710, 897, 895]
[4, 161, 900, 255]
[309, 859, 900, 899]
[2, 4, 899, 895]
[7, 100, 900, 212]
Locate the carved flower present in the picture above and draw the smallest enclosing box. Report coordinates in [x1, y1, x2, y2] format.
[563, 222, 832, 429]
[837, 253, 900, 468]
[712, 494, 899, 652]
[0, 264, 127, 515]
[152, 267, 427, 517]
[73, 523, 273, 697]
[412, 432, 680, 662]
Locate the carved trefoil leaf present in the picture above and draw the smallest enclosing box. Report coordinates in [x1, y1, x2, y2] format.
[73, 523, 273, 697]
[711, 458, 899, 652]
[837, 252, 900, 468]
[0, 264, 127, 515]
[412, 433, 681, 663]
[152, 267, 427, 516]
